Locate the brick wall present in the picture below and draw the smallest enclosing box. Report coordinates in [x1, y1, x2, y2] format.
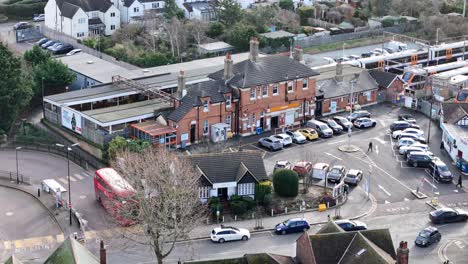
[322, 89, 378, 116]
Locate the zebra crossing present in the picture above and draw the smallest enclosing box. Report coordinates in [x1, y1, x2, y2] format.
[57, 171, 90, 185]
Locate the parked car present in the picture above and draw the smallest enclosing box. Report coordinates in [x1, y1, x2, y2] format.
[353, 117, 376, 128]
[285, 130, 307, 144]
[398, 114, 417, 123]
[36, 38, 48, 46]
[333, 116, 353, 130]
[13, 22, 30, 30]
[407, 151, 434, 168]
[327, 165, 346, 183]
[335, 219, 367, 231]
[66, 49, 82, 56]
[210, 226, 250, 243]
[275, 218, 310, 235]
[399, 143, 429, 155]
[306, 120, 333, 138]
[428, 159, 453, 182]
[347, 110, 371, 122]
[312, 163, 329, 179]
[274, 160, 292, 172]
[297, 128, 319, 141]
[429, 208, 468, 224]
[397, 138, 416, 148]
[41, 40, 57, 49]
[52, 44, 74, 55]
[348, 55, 360, 60]
[272, 134, 293, 147]
[258, 137, 283, 151]
[390, 121, 420, 132]
[415, 226, 441, 247]
[293, 161, 313, 177]
[344, 169, 363, 186]
[392, 128, 424, 139]
[318, 118, 343, 134]
[397, 132, 426, 143]
[47, 42, 63, 51]
[33, 14, 45, 22]
[405, 148, 433, 159]
[361, 52, 374, 58]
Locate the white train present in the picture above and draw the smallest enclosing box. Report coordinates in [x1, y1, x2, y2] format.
[401, 60, 468, 90]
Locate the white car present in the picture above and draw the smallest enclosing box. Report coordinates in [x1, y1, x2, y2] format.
[399, 143, 429, 155]
[392, 128, 424, 139]
[210, 226, 250, 243]
[33, 14, 45, 22]
[398, 138, 416, 148]
[397, 132, 426, 143]
[66, 49, 82, 56]
[272, 134, 293, 146]
[285, 130, 306, 144]
[353, 117, 376, 128]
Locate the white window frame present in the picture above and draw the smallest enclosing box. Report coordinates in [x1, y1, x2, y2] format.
[238, 183, 255, 195]
[78, 18, 86, 24]
[110, 25, 115, 30]
[199, 186, 210, 199]
[152, 2, 159, 8]
[203, 120, 209, 135]
[226, 95, 231, 107]
[262, 85, 268, 97]
[226, 115, 231, 126]
[273, 84, 279, 96]
[250, 88, 256, 100]
[287, 81, 294, 93]
[92, 11, 99, 18]
[246, 117, 250, 127]
[252, 113, 256, 127]
[203, 100, 209, 112]
[134, 7, 140, 12]
[303, 78, 308, 89]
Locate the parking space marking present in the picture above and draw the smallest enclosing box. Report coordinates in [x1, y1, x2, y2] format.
[375, 145, 379, 154]
[373, 137, 387, 144]
[423, 178, 438, 189]
[379, 120, 386, 127]
[455, 241, 465, 249]
[327, 139, 347, 145]
[324, 152, 343, 161]
[378, 185, 392, 196]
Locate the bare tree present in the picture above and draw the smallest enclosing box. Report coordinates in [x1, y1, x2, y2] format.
[187, 19, 209, 46]
[112, 148, 206, 264]
[276, 9, 301, 33]
[326, 10, 342, 24]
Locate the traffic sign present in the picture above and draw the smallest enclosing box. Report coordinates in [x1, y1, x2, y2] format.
[68, 203, 72, 208]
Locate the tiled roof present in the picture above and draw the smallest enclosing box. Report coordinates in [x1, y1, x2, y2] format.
[57, 0, 113, 14]
[188, 151, 268, 184]
[208, 55, 319, 88]
[44, 236, 99, 264]
[123, 0, 136, 7]
[442, 103, 468, 124]
[316, 70, 378, 99]
[368, 69, 399, 88]
[60, 2, 80, 18]
[315, 221, 345, 234]
[88, 17, 104, 25]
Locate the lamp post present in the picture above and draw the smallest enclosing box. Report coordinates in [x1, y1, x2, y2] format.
[347, 79, 358, 149]
[41, 77, 45, 118]
[56, 142, 79, 225]
[15, 147, 22, 184]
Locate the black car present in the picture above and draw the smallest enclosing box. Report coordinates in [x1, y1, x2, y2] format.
[415, 226, 441, 247]
[407, 151, 434, 168]
[36, 38, 49, 46]
[52, 44, 74, 55]
[429, 208, 468, 224]
[428, 159, 453, 182]
[347, 110, 371, 122]
[335, 220, 367, 231]
[275, 218, 310, 235]
[318, 118, 343, 134]
[398, 114, 416, 123]
[361, 52, 373, 58]
[390, 121, 419, 132]
[333, 116, 353, 130]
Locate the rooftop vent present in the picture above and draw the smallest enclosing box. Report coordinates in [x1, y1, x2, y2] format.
[86, 60, 94, 64]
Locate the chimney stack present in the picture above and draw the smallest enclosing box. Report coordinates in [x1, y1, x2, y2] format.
[336, 61, 343, 82]
[293, 46, 304, 62]
[224, 53, 233, 80]
[177, 70, 186, 99]
[100, 240, 107, 264]
[396, 241, 409, 264]
[249, 37, 259, 62]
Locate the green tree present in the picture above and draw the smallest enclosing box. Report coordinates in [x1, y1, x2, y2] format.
[33, 59, 76, 95]
[23, 45, 51, 66]
[244, 6, 278, 33]
[226, 22, 257, 51]
[107, 136, 128, 161]
[207, 21, 225, 38]
[255, 183, 272, 206]
[216, 0, 244, 26]
[164, 0, 185, 19]
[279, 0, 294, 11]
[272, 169, 299, 198]
[0, 42, 34, 132]
[297, 6, 315, 26]
[370, 0, 391, 17]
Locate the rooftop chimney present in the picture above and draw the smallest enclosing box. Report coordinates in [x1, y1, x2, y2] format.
[249, 37, 259, 62]
[336, 61, 343, 82]
[396, 241, 409, 264]
[177, 70, 186, 99]
[224, 53, 233, 80]
[293, 46, 304, 62]
[100, 240, 107, 264]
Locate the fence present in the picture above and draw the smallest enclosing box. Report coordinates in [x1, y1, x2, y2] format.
[16, 26, 43, 43]
[295, 26, 405, 49]
[0, 170, 30, 184]
[41, 26, 139, 70]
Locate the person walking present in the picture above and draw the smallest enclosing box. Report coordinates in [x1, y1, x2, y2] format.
[456, 174, 463, 188]
[367, 141, 373, 153]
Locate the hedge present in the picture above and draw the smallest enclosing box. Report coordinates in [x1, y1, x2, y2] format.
[0, 3, 46, 19]
[273, 169, 299, 197]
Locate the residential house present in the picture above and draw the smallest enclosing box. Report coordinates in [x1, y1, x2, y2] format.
[440, 103, 468, 163]
[176, 0, 255, 10]
[315, 63, 378, 116]
[112, 0, 165, 23]
[187, 151, 269, 202]
[369, 69, 405, 104]
[45, 0, 121, 39]
[183, 1, 217, 21]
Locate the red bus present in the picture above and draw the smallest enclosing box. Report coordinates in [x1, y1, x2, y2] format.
[94, 168, 137, 226]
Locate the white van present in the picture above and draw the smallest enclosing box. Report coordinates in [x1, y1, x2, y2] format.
[306, 120, 333, 138]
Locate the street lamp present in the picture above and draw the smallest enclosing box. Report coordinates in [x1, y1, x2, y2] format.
[56, 142, 79, 225]
[41, 77, 45, 118]
[15, 147, 22, 184]
[347, 78, 358, 149]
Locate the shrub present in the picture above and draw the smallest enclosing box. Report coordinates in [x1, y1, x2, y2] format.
[207, 22, 225, 38]
[381, 18, 394, 28]
[298, 6, 315, 26]
[242, 196, 256, 210]
[208, 197, 223, 214]
[255, 184, 272, 206]
[230, 200, 248, 215]
[230, 194, 242, 202]
[263, 193, 273, 206]
[273, 169, 299, 197]
[0, 3, 45, 19]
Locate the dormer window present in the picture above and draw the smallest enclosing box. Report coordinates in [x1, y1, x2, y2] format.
[203, 100, 209, 112]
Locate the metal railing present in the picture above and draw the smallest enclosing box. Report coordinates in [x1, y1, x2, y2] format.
[0, 170, 30, 184]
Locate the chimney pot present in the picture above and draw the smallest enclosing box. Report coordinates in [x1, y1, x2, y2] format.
[100, 240, 107, 264]
[396, 241, 409, 264]
[249, 37, 259, 62]
[224, 52, 234, 80]
[177, 69, 186, 99]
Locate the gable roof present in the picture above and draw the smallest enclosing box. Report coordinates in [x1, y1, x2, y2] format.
[188, 151, 268, 183]
[123, 0, 136, 7]
[315, 221, 345, 234]
[316, 70, 378, 99]
[60, 2, 81, 18]
[442, 102, 468, 124]
[337, 232, 395, 264]
[208, 55, 319, 88]
[368, 69, 400, 88]
[56, 0, 113, 15]
[44, 236, 99, 264]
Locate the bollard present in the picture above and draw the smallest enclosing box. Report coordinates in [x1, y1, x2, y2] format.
[285, 207, 288, 214]
[271, 209, 274, 217]
[327, 202, 329, 208]
[234, 215, 237, 221]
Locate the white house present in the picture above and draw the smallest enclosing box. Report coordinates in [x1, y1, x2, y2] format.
[182, 1, 216, 21]
[45, 0, 121, 39]
[112, 0, 165, 23]
[176, 0, 255, 10]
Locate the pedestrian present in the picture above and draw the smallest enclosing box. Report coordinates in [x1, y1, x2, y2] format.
[367, 141, 373, 153]
[456, 174, 463, 188]
[440, 141, 444, 150]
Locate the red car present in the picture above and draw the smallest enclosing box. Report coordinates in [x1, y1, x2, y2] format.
[293, 161, 313, 177]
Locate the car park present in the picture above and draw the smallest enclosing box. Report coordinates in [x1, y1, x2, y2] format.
[258, 137, 283, 151]
[429, 208, 468, 224]
[428, 159, 453, 182]
[397, 138, 416, 148]
[274, 160, 292, 172]
[327, 165, 346, 183]
[41, 40, 57, 49]
[415, 226, 441, 247]
[390, 121, 419, 132]
[210, 226, 250, 243]
[318, 118, 343, 134]
[275, 218, 310, 235]
[52, 44, 74, 55]
[392, 128, 424, 139]
[33, 14, 45, 21]
[36, 38, 49, 46]
[335, 219, 367, 231]
[297, 128, 318, 141]
[347, 110, 371, 122]
[353, 117, 376, 128]
[407, 151, 434, 168]
[306, 120, 333, 138]
[344, 169, 363, 186]
[333, 116, 353, 130]
[399, 143, 429, 155]
[284, 130, 306, 144]
[272, 134, 293, 147]
[397, 132, 426, 143]
[13, 22, 30, 30]
[66, 49, 82, 56]
[293, 161, 313, 177]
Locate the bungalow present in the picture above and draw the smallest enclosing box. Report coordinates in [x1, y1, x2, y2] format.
[188, 151, 269, 202]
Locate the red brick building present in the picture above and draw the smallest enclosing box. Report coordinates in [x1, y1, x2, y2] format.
[369, 69, 406, 104]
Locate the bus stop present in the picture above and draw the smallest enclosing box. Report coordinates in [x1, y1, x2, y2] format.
[41, 179, 67, 208]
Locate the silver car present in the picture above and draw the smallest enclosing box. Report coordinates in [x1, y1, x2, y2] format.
[258, 137, 283, 151]
[344, 169, 363, 186]
[327, 165, 346, 183]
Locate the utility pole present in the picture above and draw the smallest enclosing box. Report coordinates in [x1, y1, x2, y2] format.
[436, 28, 440, 46]
[464, 0, 467, 17]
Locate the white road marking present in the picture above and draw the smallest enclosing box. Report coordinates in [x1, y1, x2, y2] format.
[423, 178, 438, 189]
[454, 189, 459, 192]
[385, 200, 390, 204]
[375, 145, 379, 154]
[379, 120, 386, 127]
[69, 176, 77, 182]
[58, 178, 67, 185]
[81, 172, 90, 177]
[324, 152, 343, 161]
[74, 174, 84, 180]
[404, 198, 410, 201]
[373, 137, 387, 144]
[378, 185, 392, 196]
[455, 241, 465, 249]
[327, 139, 347, 145]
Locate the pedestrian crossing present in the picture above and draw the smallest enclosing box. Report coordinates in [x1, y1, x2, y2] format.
[57, 172, 90, 185]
